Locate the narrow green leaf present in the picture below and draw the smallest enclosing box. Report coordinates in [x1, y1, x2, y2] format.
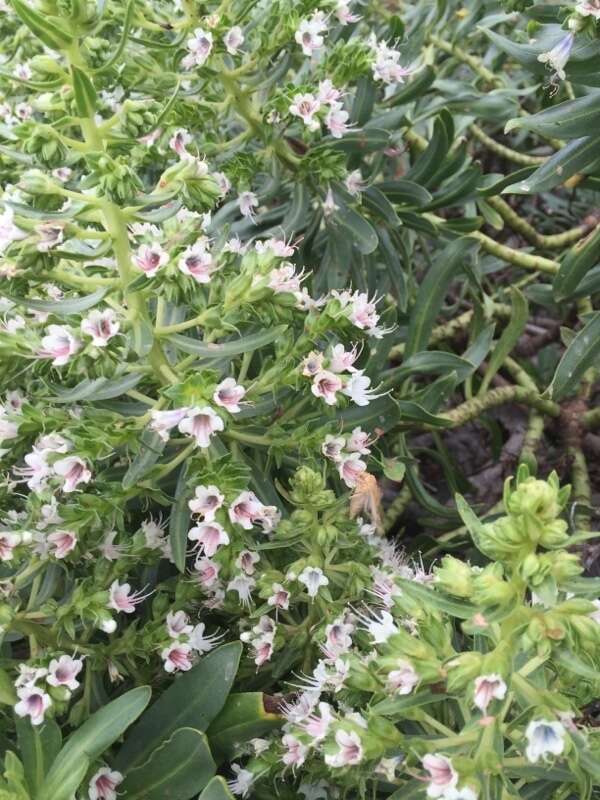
[37, 687, 151, 800]
[131, 315, 155, 358]
[555, 649, 600, 681]
[479, 287, 528, 394]
[548, 312, 600, 400]
[404, 237, 476, 358]
[372, 689, 448, 716]
[554, 225, 600, 301]
[199, 777, 236, 800]
[169, 461, 190, 573]
[376, 179, 432, 207]
[122, 430, 167, 490]
[10, 0, 73, 49]
[49, 373, 143, 403]
[330, 204, 379, 254]
[397, 577, 478, 618]
[505, 93, 600, 140]
[406, 115, 449, 187]
[326, 127, 391, 154]
[167, 326, 287, 358]
[120, 728, 216, 800]
[0, 288, 107, 316]
[71, 65, 97, 118]
[505, 137, 600, 195]
[93, 0, 136, 74]
[114, 643, 242, 772]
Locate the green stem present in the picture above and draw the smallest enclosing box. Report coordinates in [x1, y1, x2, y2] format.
[469, 231, 559, 275]
[429, 34, 502, 87]
[486, 196, 590, 250]
[383, 484, 411, 533]
[434, 386, 560, 430]
[469, 124, 546, 167]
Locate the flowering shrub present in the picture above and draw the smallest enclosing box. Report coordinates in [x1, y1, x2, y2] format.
[0, 0, 600, 799]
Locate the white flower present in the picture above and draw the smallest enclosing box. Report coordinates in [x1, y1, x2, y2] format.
[161, 642, 193, 673]
[39, 325, 81, 366]
[149, 407, 189, 442]
[47, 529, 78, 558]
[178, 242, 217, 283]
[336, 0, 360, 24]
[538, 34, 574, 81]
[577, 0, 600, 17]
[239, 191, 259, 222]
[133, 243, 169, 277]
[188, 484, 224, 521]
[473, 674, 507, 712]
[345, 169, 366, 197]
[267, 582, 290, 610]
[525, 719, 566, 763]
[108, 580, 151, 613]
[188, 521, 230, 557]
[228, 764, 255, 797]
[14, 685, 51, 725]
[178, 406, 224, 448]
[166, 609, 193, 639]
[295, 12, 327, 56]
[298, 566, 329, 598]
[53, 455, 91, 493]
[282, 733, 308, 767]
[322, 434, 345, 462]
[325, 106, 350, 138]
[80, 309, 120, 346]
[325, 728, 363, 767]
[224, 26, 244, 55]
[338, 451, 367, 488]
[422, 754, 458, 798]
[47, 654, 83, 691]
[387, 660, 419, 695]
[289, 93, 322, 130]
[372, 40, 412, 85]
[0, 207, 26, 252]
[213, 378, 246, 413]
[227, 573, 256, 606]
[342, 371, 382, 406]
[311, 370, 342, 405]
[88, 768, 123, 800]
[228, 491, 265, 529]
[189, 622, 224, 653]
[183, 28, 213, 69]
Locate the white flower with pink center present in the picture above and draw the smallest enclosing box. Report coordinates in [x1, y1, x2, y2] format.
[224, 26, 244, 55]
[149, 407, 189, 442]
[282, 734, 308, 767]
[238, 191, 259, 222]
[322, 434, 345, 462]
[0, 531, 19, 561]
[36, 222, 64, 252]
[298, 566, 329, 599]
[39, 325, 81, 366]
[577, 0, 600, 17]
[214, 171, 232, 196]
[236, 549, 260, 575]
[183, 28, 213, 69]
[268, 262, 305, 294]
[372, 40, 413, 86]
[213, 378, 246, 413]
[47, 529, 77, 559]
[329, 342, 360, 373]
[302, 701, 333, 741]
[162, 642, 193, 673]
[311, 370, 342, 405]
[80, 309, 120, 347]
[346, 426, 373, 454]
[189, 622, 224, 653]
[178, 242, 217, 283]
[108, 580, 151, 613]
[295, 12, 327, 56]
[89, 767, 123, 800]
[267, 583, 290, 610]
[194, 556, 221, 588]
[318, 79, 343, 106]
[227, 573, 256, 607]
[14, 685, 51, 726]
[336, 0, 360, 23]
[473, 673, 507, 712]
[189, 484, 224, 521]
[178, 406, 224, 448]
[228, 491, 265, 529]
[302, 351, 325, 377]
[47, 654, 83, 691]
[289, 93, 321, 131]
[188, 521, 230, 557]
[338, 451, 367, 488]
[326, 106, 350, 138]
[345, 169, 366, 197]
[422, 754, 458, 798]
[253, 635, 274, 666]
[387, 660, 419, 695]
[166, 609, 193, 639]
[169, 127, 192, 158]
[14, 448, 52, 492]
[53, 455, 91, 493]
[325, 728, 364, 767]
[133, 242, 168, 277]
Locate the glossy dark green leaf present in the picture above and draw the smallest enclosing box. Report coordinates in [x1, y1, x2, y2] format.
[121, 728, 215, 800]
[406, 114, 449, 187]
[554, 225, 600, 302]
[506, 93, 600, 141]
[207, 693, 282, 763]
[478, 167, 537, 197]
[350, 76, 375, 126]
[548, 312, 600, 400]
[505, 137, 600, 195]
[330, 204, 378, 254]
[326, 128, 391, 154]
[404, 237, 477, 359]
[479, 287, 528, 393]
[37, 687, 151, 800]
[167, 326, 287, 358]
[199, 777, 236, 800]
[424, 164, 482, 211]
[115, 643, 242, 772]
[381, 65, 435, 109]
[362, 186, 401, 226]
[169, 461, 190, 573]
[376, 179, 432, 208]
[122, 429, 167, 490]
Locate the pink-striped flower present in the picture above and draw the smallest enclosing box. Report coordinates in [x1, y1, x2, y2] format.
[53, 455, 91, 493]
[194, 557, 220, 587]
[14, 685, 51, 726]
[224, 26, 244, 55]
[178, 242, 217, 283]
[133, 242, 168, 277]
[178, 406, 224, 448]
[162, 642, 193, 673]
[282, 734, 308, 767]
[213, 378, 246, 413]
[311, 370, 342, 405]
[228, 491, 264, 529]
[422, 754, 458, 798]
[289, 93, 321, 131]
[387, 660, 419, 695]
[188, 484, 224, 521]
[0, 531, 19, 561]
[80, 309, 120, 347]
[474, 674, 507, 712]
[325, 729, 363, 767]
[108, 580, 151, 613]
[338, 452, 367, 488]
[326, 106, 350, 138]
[47, 654, 83, 691]
[166, 610, 193, 639]
[149, 407, 189, 442]
[267, 583, 290, 610]
[39, 325, 81, 366]
[89, 768, 123, 800]
[188, 521, 229, 557]
[47, 529, 77, 559]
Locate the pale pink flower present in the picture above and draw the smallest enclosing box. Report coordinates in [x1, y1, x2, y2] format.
[162, 642, 193, 673]
[372, 40, 413, 85]
[236, 549, 260, 575]
[47, 529, 77, 558]
[329, 342, 360, 373]
[239, 191, 259, 222]
[108, 580, 151, 613]
[255, 236, 296, 257]
[298, 566, 329, 598]
[321, 434, 345, 462]
[47, 654, 83, 691]
[302, 702, 333, 741]
[268, 262, 305, 294]
[346, 426, 373, 454]
[178, 242, 217, 283]
[53, 455, 91, 493]
[0, 207, 26, 253]
[149, 407, 189, 442]
[289, 93, 321, 131]
[282, 734, 308, 767]
[188, 521, 229, 557]
[178, 406, 224, 448]
[194, 556, 221, 588]
[318, 79, 343, 106]
[325, 619, 354, 657]
[336, 0, 361, 23]
[89, 768, 123, 800]
[80, 309, 120, 346]
[169, 127, 192, 158]
[0, 531, 19, 561]
[267, 583, 290, 610]
[473, 674, 507, 712]
[14, 685, 51, 725]
[255, 505, 280, 533]
[253, 636, 274, 666]
[224, 26, 244, 55]
[166, 609, 193, 639]
[326, 107, 350, 138]
[183, 28, 213, 69]
[302, 351, 325, 377]
[133, 242, 168, 277]
[228, 491, 265, 529]
[213, 378, 246, 413]
[338, 451, 367, 487]
[99, 530, 124, 561]
[189, 484, 224, 521]
[189, 622, 224, 653]
[52, 167, 72, 182]
[227, 573, 256, 606]
[325, 729, 363, 767]
[311, 370, 342, 405]
[295, 12, 327, 56]
[39, 325, 81, 366]
[15, 664, 47, 689]
[577, 0, 600, 17]
[345, 169, 366, 197]
[422, 754, 458, 798]
[387, 660, 419, 695]
[36, 222, 64, 252]
[37, 433, 70, 453]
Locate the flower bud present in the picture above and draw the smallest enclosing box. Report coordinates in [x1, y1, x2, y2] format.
[434, 556, 473, 598]
[316, 524, 339, 546]
[471, 563, 516, 607]
[445, 652, 483, 692]
[569, 614, 600, 645]
[476, 517, 527, 561]
[506, 476, 564, 522]
[548, 551, 583, 583]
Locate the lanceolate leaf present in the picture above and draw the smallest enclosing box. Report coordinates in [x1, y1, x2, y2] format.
[169, 461, 191, 573]
[330, 203, 379, 254]
[114, 643, 242, 772]
[505, 137, 600, 195]
[199, 777, 236, 800]
[48, 373, 143, 403]
[122, 429, 167, 490]
[0, 287, 107, 315]
[506, 93, 600, 140]
[548, 312, 600, 400]
[479, 287, 528, 394]
[554, 225, 600, 301]
[10, 0, 73, 50]
[37, 686, 151, 800]
[71, 65, 97, 118]
[167, 326, 287, 357]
